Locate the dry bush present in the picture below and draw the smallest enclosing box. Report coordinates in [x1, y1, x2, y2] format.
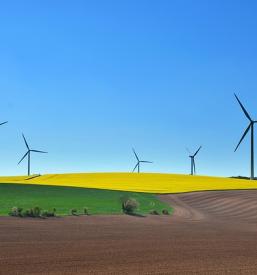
[121, 197, 139, 214]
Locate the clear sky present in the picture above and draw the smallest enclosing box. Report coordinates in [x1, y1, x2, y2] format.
[0, 0, 257, 177]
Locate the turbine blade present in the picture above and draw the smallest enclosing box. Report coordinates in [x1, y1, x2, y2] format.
[132, 163, 139, 172]
[0, 121, 8, 126]
[194, 146, 202, 157]
[31, 150, 47, 153]
[193, 159, 196, 174]
[18, 152, 29, 165]
[235, 124, 251, 152]
[186, 147, 191, 155]
[132, 148, 139, 161]
[140, 161, 153, 163]
[234, 93, 252, 121]
[22, 134, 30, 150]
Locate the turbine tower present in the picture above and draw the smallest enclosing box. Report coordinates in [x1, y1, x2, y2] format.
[132, 148, 153, 173]
[187, 146, 202, 175]
[18, 134, 47, 176]
[234, 93, 256, 180]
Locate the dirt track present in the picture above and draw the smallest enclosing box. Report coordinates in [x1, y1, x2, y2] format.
[1, 190, 257, 274]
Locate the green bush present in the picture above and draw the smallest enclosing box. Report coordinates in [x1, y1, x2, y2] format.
[10, 207, 19, 217]
[9, 207, 23, 217]
[41, 208, 56, 217]
[22, 207, 41, 218]
[9, 205, 59, 218]
[41, 210, 48, 217]
[9, 206, 57, 218]
[83, 207, 89, 215]
[17, 207, 23, 217]
[149, 210, 160, 215]
[162, 209, 169, 215]
[33, 206, 41, 217]
[121, 197, 139, 214]
[70, 208, 78, 216]
[23, 209, 33, 217]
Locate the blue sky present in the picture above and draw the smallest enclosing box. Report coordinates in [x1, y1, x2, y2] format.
[0, 0, 257, 176]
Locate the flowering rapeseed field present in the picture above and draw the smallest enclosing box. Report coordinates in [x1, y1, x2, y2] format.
[0, 173, 256, 194]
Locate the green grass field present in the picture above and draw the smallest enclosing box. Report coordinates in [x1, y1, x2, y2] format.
[0, 183, 172, 216]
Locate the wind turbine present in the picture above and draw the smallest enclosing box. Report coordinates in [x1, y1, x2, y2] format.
[132, 148, 153, 173]
[187, 146, 202, 175]
[18, 134, 47, 176]
[234, 93, 256, 180]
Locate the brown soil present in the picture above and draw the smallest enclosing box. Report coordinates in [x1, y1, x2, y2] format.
[1, 190, 257, 274]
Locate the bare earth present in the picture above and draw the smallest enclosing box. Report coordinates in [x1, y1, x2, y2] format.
[1, 190, 257, 274]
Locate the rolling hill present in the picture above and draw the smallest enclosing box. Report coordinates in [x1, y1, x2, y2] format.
[0, 172, 256, 193]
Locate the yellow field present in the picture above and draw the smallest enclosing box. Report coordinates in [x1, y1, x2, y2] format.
[0, 173, 256, 194]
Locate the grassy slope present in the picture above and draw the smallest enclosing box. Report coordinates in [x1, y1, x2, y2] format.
[0, 184, 172, 216]
[0, 173, 256, 193]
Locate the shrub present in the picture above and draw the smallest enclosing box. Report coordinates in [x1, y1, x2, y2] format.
[42, 211, 53, 217]
[22, 207, 41, 218]
[17, 207, 23, 217]
[33, 206, 41, 217]
[9, 207, 23, 217]
[162, 209, 169, 215]
[83, 207, 89, 215]
[9, 207, 19, 217]
[41, 210, 48, 218]
[23, 209, 33, 217]
[121, 198, 139, 214]
[9, 206, 58, 218]
[149, 210, 160, 215]
[41, 209, 56, 218]
[70, 209, 78, 216]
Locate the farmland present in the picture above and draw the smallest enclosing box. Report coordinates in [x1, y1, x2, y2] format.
[1, 190, 257, 274]
[0, 183, 171, 216]
[0, 172, 256, 193]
